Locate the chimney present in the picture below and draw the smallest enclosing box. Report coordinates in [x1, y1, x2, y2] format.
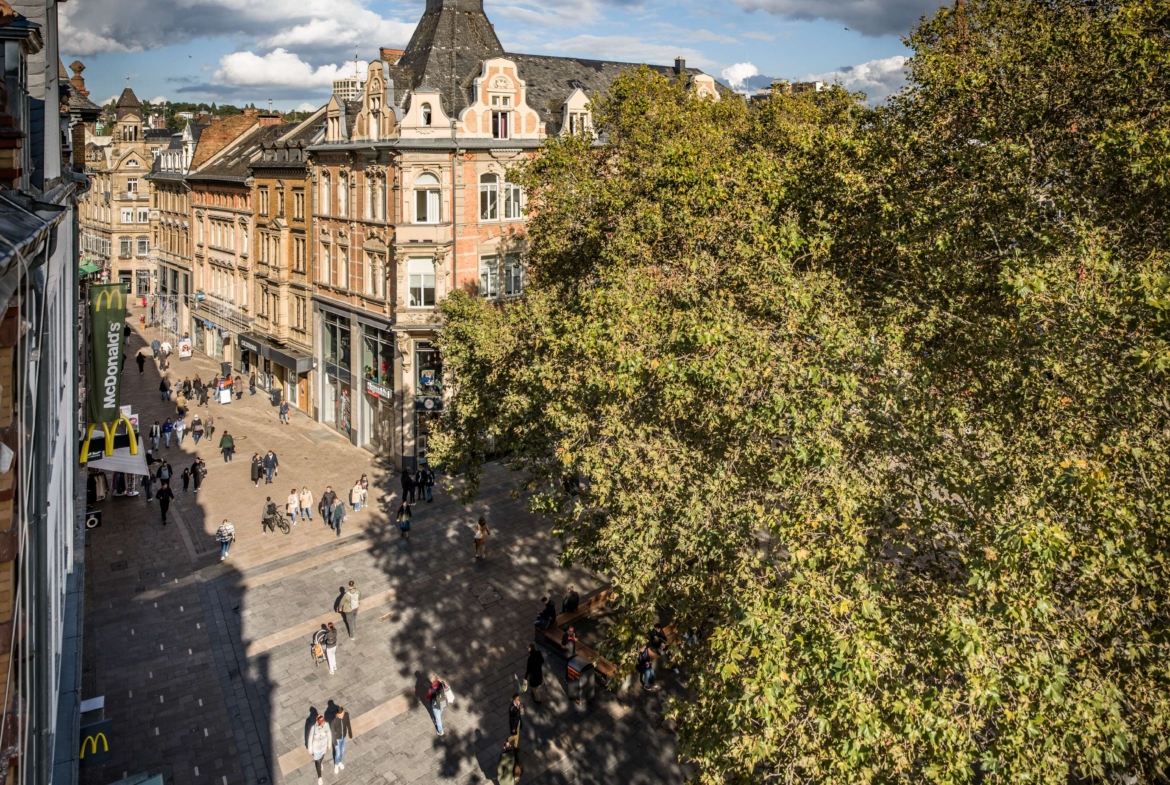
[69, 61, 91, 97]
[243, 107, 259, 116]
[380, 48, 404, 65]
[674, 57, 686, 75]
[258, 112, 282, 126]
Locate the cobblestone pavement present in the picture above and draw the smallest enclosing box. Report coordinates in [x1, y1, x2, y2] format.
[80, 308, 688, 785]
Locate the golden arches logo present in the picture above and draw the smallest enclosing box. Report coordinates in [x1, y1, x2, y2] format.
[80, 413, 139, 462]
[93, 287, 124, 312]
[80, 732, 109, 757]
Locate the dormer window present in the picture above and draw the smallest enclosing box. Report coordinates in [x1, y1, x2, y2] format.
[492, 111, 510, 140]
[421, 103, 432, 126]
[567, 111, 590, 135]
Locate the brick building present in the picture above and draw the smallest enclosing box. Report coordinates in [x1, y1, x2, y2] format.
[307, 0, 720, 466]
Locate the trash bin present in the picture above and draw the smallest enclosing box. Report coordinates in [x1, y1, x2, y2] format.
[567, 656, 596, 703]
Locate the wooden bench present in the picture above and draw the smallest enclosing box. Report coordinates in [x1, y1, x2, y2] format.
[535, 587, 618, 680]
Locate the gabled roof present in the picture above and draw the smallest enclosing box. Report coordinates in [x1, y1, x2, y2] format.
[189, 113, 257, 169]
[190, 122, 291, 182]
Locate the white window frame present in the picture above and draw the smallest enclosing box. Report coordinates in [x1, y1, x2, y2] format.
[504, 255, 523, 296]
[414, 173, 441, 224]
[492, 111, 510, 140]
[479, 256, 500, 299]
[137, 208, 150, 224]
[136, 238, 149, 256]
[408, 257, 435, 307]
[479, 173, 499, 221]
[121, 208, 134, 224]
[504, 182, 523, 220]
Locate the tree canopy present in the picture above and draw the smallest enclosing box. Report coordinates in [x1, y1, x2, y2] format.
[430, 1, 1170, 782]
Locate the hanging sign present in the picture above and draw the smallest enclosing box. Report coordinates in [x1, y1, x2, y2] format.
[87, 284, 128, 425]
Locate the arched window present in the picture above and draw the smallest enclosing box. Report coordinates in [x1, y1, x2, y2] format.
[321, 171, 331, 215]
[414, 172, 440, 224]
[338, 171, 349, 217]
[479, 173, 499, 221]
[421, 103, 432, 126]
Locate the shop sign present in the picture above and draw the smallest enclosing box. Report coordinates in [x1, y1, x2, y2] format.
[178, 337, 193, 359]
[238, 335, 263, 355]
[365, 380, 393, 400]
[415, 395, 443, 412]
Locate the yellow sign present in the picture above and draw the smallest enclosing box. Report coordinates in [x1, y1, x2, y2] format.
[80, 413, 139, 462]
[80, 731, 109, 757]
[92, 287, 124, 312]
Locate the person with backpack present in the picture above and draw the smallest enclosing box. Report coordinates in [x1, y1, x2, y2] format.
[306, 715, 333, 785]
[338, 581, 360, 640]
[261, 497, 279, 534]
[218, 431, 234, 463]
[190, 414, 204, 445]
[330, 705, 353, 774]
[319, 622, 339, 674]
[426, 674, 451, 736]
[396, 500, 412, 539]
[215, 519, 235, 561]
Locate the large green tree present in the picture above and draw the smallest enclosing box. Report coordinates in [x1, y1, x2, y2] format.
[430, 1, 1170, 782]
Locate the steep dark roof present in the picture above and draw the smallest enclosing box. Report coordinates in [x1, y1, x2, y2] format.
[145, 128, 174, 142]
[507, 54, 716, 128]
[391, 0, 504, 118]
[190, 123, 291, 182]
[115, 86, 141, 121]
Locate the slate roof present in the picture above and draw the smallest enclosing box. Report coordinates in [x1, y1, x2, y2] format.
[190, 123, 292, 182]
[145, 128, 174, 142]
[115, 86, 141, 121]
[508, 54, 717, 128]
[386, 0, 504, 118]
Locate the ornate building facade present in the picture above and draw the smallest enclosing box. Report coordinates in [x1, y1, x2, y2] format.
[307, 0, 720, 467]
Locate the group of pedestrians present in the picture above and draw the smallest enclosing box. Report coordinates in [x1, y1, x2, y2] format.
[305, 706, 354, 783]
[145, 452, 208, 525]
[399, 466, 435, 505]
[250, 450, 280, 485]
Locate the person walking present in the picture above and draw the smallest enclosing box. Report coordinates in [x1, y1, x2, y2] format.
[175, 392, 188, 418]
[636, 644, 655, 690]
[190, 414, 204, 445]
[338, 581, 360, 640]
[400, 468, 414, 505]
[263, 450, 279, 484]
[331, 501, 345, 538]
[218, 431, 235, 463]
[261, 497, 278, 534]
[215, 519, 236, 561]
[173, 416, 186, 445]
[191, 456, 206, 492]
[525, 644, 545, 704]
[135, 350, 146, 374]
[423, 465, 434, 503]
[473, 516, 490, 560]
[330, 705, 353, 773]
[396, 501, 412, 539]
[299, 486, 314, 521]
[321, 622, 339, 674]
[250, 453, 262, 486]
[182, 377, 192, 397]
[204, 412, 215, 440]
[148, 420, 161, 451]
[414, 465, 425, 504]
[157, 459, 173, 486]
[162, 418, 173, 448]
[159, 377, 171, 401]
[233, 375, 243, 400]
[279, 399, 290, 425]
[426, 674, 449, 736]
[180, 466, 191, 492]
[306, 715, 333, 785]
[156, 481, 174, 525]
[193, 375, 203, 403]
[508, 694, 523, 746]
[321, 486, 337, 525]
[497, 739, 521, 785]
[349, 479, 364, 512]
[248, 371, 257, 395]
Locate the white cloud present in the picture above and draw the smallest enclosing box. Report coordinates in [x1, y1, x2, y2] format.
[804, 55, 908, 103]
[721, 62, 760, 92]
[653, 23, 737, 45]
[98, 95, 119, 108]
[735, 0, 940, 37]
[742, 30, 777, 41]
[543, 35, 711, 67]
[296, 102, 319, 113]
[213, 49, 370, 89]
[149, 95, 169, 105]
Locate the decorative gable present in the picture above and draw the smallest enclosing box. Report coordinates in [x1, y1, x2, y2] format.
[354, 61, 398, 142]
[325, 94, 349, 142]
[399, 87, 451, 139]
[459, 58, 543, 140]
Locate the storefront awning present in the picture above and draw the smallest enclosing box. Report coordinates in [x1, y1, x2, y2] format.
[79, 263, 102, 275]
[238, 332, 315, 374]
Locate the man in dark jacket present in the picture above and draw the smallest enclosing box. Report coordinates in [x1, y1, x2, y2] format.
[562, 585, 580, 614]
[159, 377, 171, 401]
[330, 706, 353, 773]
[508, 694, 523, 742]
[219, 431, 234, 463]
[535, 597, 556, 629]
[525, 643, 545, 704]
[156, 481, 174, 525]
[321, 486, 338, 524]
[400, 468, 414, 504]
[262, 450, 279, 484]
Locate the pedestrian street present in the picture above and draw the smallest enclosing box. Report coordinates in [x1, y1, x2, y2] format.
[80, 308, 688, 785]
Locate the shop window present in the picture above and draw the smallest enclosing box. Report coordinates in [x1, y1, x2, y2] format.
[324, 312, 351, 370]
[363, 326, 395, 386]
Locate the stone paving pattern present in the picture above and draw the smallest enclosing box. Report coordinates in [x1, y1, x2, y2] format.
[80, 308, 688, 785]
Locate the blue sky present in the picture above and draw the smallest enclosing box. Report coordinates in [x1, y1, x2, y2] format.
[61, 0, 945, 112]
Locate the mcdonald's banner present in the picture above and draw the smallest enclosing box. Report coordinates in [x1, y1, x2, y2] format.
[79, 719, 112, 765]
[88, 284, 128, 425]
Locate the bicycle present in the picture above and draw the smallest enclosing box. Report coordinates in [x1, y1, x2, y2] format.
[264, 513, 291, 535]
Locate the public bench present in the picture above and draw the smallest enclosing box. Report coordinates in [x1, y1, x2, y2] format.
[534, 586, 618, 679]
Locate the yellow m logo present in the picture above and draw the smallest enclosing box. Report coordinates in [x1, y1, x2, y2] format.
[80, 732, 108, 757]
[93, 288, 124, 312]
[80, 414, 139, 461]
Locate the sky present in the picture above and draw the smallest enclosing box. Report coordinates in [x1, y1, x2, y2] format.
[60, 0, 950, 112]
